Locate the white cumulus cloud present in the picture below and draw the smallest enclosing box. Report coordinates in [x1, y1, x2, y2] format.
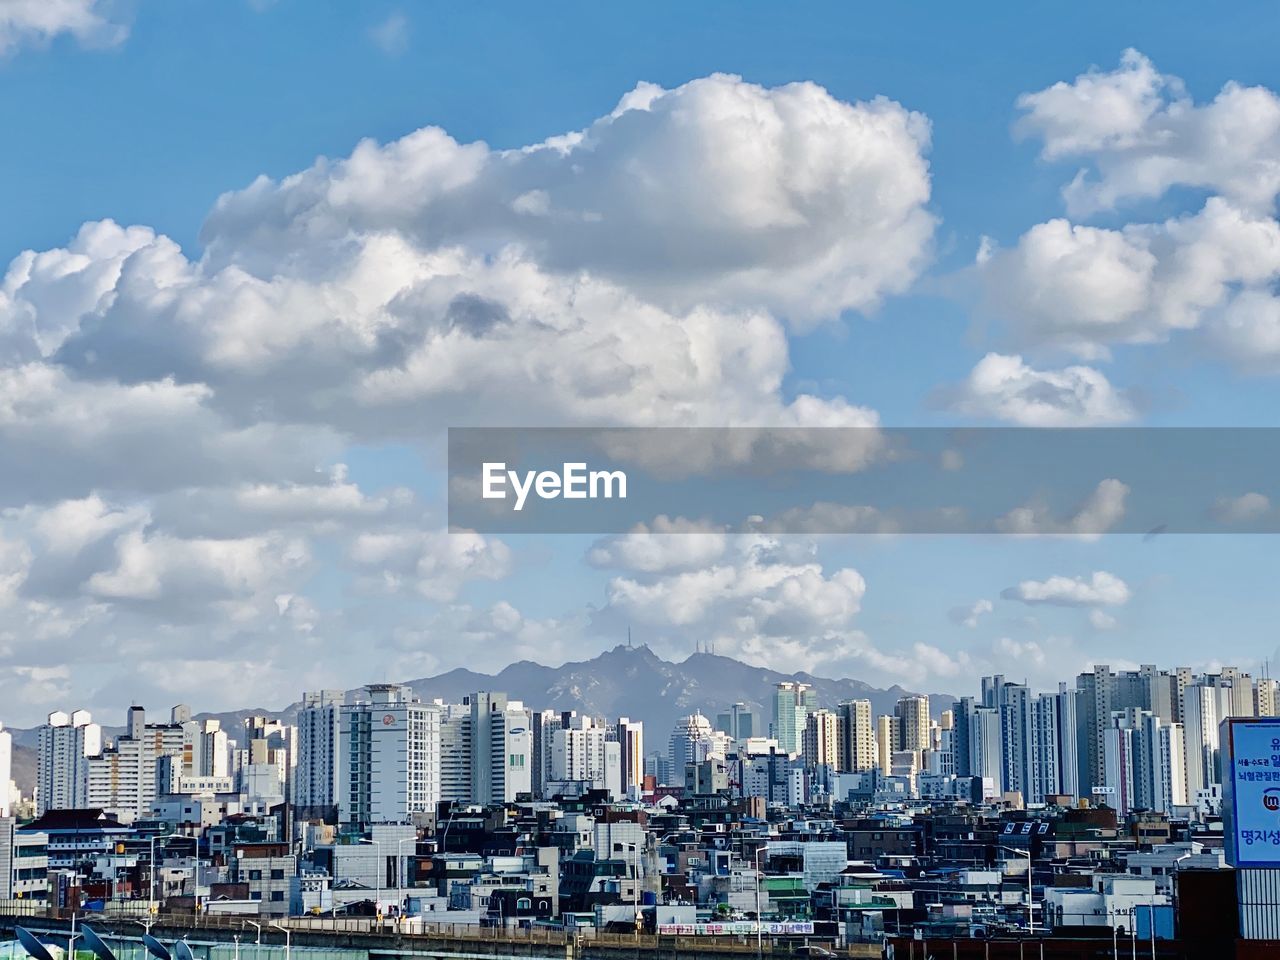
[946, 353, 1135, 425]
[1001, 570, 1131, 607]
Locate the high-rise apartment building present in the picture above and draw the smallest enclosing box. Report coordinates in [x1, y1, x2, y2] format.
[439, 701, 474, 803]
[236, 715, 296, 807]
[1031, 685, 1079, 801]
[1255, 678, 1278, 717]
[895, 696, 930, 756]
[837, 700, 875, 772]
[182, 718, 230, 779]
[548, 715, 608, 789]
[37, 710, 101, 815]
[669, 712, 714, 777]
[296, 690, 343, 819]
[1102, 708, 1186, 815]
[1076, 665, 1174, 795]
[968, 707, 1002, 797]
[85, 706, 185, 822]
[772, 682, 818, 755]
[986, 681, 1034, 802]
[338, 684, 441, 828]
[469, 692, 532, 805]
[613, 717, 644, 798]
[801, 710, 841, 769]
[1181, 682, 1219, 799]
[876, 715, 894, 775]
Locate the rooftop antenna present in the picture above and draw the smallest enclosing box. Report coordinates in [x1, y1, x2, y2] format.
[627, 625, 632, 648]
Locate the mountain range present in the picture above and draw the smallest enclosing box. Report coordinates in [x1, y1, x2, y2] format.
[7, 644, 955, 794]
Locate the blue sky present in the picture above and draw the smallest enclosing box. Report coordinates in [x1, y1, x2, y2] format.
[2, 0, 1280, 723]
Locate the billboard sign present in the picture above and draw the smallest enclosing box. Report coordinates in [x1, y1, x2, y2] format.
[657, 922, 815, 936]
[1222, 717, 1280, 868]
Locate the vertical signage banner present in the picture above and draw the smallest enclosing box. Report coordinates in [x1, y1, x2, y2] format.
[1223, 717, 1280, 868]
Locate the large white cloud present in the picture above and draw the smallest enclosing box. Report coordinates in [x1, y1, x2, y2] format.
[981, 53, 1280, 367]
[199, 74, 935, 326]
[598, 535, 866, 669]
[1017, 49, 1280, 217]
[978, 199, 1280, 357]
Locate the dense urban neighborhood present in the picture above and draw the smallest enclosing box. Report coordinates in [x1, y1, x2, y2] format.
[0, 655, 1272, 957]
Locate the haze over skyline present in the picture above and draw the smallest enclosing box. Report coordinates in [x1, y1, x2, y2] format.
[4, 2, 1280, 725]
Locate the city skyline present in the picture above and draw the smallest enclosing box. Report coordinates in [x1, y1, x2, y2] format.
[10, 655, 1270, 819]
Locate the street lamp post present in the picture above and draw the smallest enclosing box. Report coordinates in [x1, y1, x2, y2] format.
[753, 846, 767, 960]
[358, 838, 382, 925]
[147, 833, 188, 918]
[996, 845, 1034, 935]
[243, 919, 261, 960]
[269, 922, 291, 960]
[397, 835, 416, 920]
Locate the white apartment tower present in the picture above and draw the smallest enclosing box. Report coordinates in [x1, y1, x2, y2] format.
[37, 710, 101, 815]
[1181, 683, 1219, 798]
[182, 718, 230, 778]
[438, 701, 473, 803]
[968, 707, 1002, 796]
[802, 710, 841, 769]
[468, 692, 532, 805]
[548, 715, 611, 794]
[993, 682, 1035, 802]
[296, 690, 344, 818]
[85, 706, 185, 822]
[338, 684, 441, 828]
[613, 717, 644, 798]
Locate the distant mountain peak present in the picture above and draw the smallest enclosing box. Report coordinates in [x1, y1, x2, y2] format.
[403, 647, 954, 745]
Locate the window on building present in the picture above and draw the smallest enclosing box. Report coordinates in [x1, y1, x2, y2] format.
[270, 869, 285, 880]
[248, 869, 262, 880]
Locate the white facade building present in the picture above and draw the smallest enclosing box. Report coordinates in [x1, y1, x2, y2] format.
[438, 701, 473, 803]
[86, 706, 186, 823]
[613, 717, 644, 798]
[0, 817, 47, 901]
[37, 709, 102, 815]
[548, 715, 610, 794]
[338, 684, 441, 827]
[668, 713, 714, 776]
